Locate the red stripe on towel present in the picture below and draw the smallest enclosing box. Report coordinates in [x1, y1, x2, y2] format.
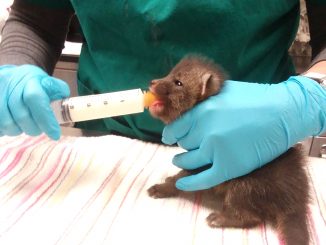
[54, 141, 137, 245]
[3, 143, 74, 234]
[1, 142, 53, 204]
[0, 136, 45, 179]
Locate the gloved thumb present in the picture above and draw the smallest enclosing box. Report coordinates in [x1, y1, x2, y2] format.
[40, 76, 70, 101]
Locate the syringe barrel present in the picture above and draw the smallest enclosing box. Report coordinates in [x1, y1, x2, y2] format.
[50, 89, 145, 125]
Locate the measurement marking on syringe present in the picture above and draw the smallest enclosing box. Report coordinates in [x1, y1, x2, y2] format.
[51, 88, 145, 124]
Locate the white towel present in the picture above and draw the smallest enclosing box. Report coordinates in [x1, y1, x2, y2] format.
[0, 134, 325, 245]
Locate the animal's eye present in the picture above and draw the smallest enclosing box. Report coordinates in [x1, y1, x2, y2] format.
[174, 80, 183, 86]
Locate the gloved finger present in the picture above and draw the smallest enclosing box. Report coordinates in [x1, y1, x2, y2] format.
[1, 124, 22, 136]
[23, 78, 61, 140]
[0, 97, 22, 136]
[172, 149, 211, 170]
[8, 88, 42, 136]
[163, 96, 220, 150]
[162, 111, 194, 145]
[40, 76, 70, 101]
[175, 167, 225, 191]
[175, 123, 204, 150]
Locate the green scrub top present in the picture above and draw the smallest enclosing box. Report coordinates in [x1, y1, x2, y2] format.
[26, 0, 306, 142]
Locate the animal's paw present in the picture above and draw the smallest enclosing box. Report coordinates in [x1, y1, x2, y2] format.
[147, 184, 168, 198]
[164, 176, 176, 183]
[147, 184, 178, 198]
[206, 211, 225, 228]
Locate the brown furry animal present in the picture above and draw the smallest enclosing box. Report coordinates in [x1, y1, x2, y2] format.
[147, 55, 310, 245]
[148, 55, 226, 124]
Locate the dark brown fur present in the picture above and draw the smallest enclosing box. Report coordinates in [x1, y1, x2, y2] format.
[147, 55, 310, 245]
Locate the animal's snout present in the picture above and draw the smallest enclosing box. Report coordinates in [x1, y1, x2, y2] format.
[149, 79, 170, 96]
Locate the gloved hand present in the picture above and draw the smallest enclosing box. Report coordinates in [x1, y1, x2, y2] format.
[162, 76, 326, 191]
[0, 65, 70, 140]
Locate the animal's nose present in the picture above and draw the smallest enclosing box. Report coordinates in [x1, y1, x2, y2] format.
[150, 80, 158, 86]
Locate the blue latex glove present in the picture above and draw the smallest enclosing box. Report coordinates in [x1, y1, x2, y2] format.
[0, 65, 70, 140]
[162, 76, 326, 191]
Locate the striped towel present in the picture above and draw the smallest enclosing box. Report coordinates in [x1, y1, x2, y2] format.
[0, 134, 325, 245]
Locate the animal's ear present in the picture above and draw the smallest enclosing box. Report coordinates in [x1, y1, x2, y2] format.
[200, 73, 212, 96]
[200, 72, 221, 99]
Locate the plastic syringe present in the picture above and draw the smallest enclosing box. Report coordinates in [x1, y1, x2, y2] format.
[50, 89, 156, 124]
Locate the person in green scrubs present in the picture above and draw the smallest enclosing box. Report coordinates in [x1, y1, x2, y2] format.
[0, 0, 325, 190]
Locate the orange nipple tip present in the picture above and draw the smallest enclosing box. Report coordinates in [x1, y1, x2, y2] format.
[143, 91, 157, 108]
